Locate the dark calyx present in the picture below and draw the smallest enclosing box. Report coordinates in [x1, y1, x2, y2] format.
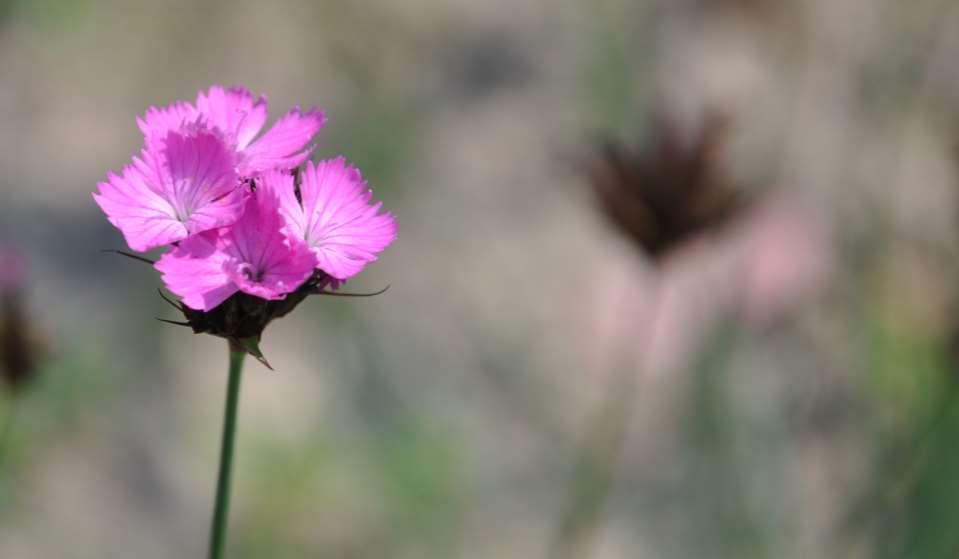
[174, 271, 336, 341]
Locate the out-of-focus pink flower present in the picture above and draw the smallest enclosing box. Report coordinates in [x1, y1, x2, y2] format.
[94, 130, 244, 252]
[155, 189, 317, 311]
[728, 194, 829, 325]
[653, 193, 828, 367]
[0, 246, 25, 294]
[266, 158, 398, 280]
[592, 192, 829, 376]
[139, 85, 326, 177]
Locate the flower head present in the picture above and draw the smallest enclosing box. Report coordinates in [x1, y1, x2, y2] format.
[267, 158, 398, 280]
[96, 85, 394, 365]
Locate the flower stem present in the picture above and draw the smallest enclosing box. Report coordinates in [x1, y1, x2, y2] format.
[0, 397, 19, 504]
[208, 342, 246, 559]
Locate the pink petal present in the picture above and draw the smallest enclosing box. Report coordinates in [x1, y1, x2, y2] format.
[93, 166, 187, 252]
[240, 107, 325, 175]
[154, 230, 238, 311]
[160, 131, 246, 233]
[94, 131, 245, 252]
[196, 85, 268, 151]
[0, 246, 26, 293]
[223, 246, 316, 301]
[137, 100, 198, 146]
[222, 188, 317, 299]
[267, 158, 397, 280]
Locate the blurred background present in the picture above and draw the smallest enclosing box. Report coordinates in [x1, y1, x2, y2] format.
[0, 0, 957, 557]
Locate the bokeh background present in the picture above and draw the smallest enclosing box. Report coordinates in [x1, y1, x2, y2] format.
[1, 0, 958, 557]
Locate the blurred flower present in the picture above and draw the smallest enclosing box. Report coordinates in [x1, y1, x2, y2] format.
[608, 192, 829, 375]
[584, 109, 829, 373]
[0, 247, 42, 393]
[731, 194, 829, 324]
[0, 249, 25, 295]
[585, 112, 745, 261]
[94, 85, 396, 363]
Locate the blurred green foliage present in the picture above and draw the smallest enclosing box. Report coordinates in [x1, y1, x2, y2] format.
[0, 345, 115, 511]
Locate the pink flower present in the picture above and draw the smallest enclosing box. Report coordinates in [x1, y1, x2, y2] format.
[138, 85, 325, 177]
[97, 85, 396, 346]
[730, 194, 829, 324]
[265, 158, 398, 280]
[93, 130, 245, 252]
[0, 246, 25, 294]
[155, 188, 318, 311]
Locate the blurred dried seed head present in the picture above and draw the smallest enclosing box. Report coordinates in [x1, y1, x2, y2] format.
[585, 112, 747, 261]
[0, 248, 42, 393]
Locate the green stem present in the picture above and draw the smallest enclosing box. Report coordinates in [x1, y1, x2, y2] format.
[209, 342, 246, 559]
[0, 397, 19, 504]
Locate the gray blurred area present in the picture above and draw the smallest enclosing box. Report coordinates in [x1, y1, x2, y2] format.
[0, 0, 957, 557]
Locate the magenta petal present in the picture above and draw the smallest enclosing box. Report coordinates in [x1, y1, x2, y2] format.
[93, 165, 188, 252]
[239, 107, 325, 175]
[137, 100, 198, 146]
[155, 231, 238, 311]
[94, 130, 245, 252]
[267, 158, 397, 280]
[160, 131, 246, 234]
[222, 188, 317, 299]
[196, 85, 269, 151]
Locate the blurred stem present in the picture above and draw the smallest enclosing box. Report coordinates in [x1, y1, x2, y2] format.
[208, 342, 246, 559]
[549, 366, 640, 559]
[0, 396, 18, 502]
[548, 278, 664, 559]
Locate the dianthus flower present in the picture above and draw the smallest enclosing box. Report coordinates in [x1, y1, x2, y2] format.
[94, 85, 396, 351]
[93, 85, 396, 559]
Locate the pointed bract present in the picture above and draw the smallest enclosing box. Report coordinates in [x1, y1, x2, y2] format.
[94, 130, 245, 252]
[155, 190, 317, 311]
[264, 158, 397, 280]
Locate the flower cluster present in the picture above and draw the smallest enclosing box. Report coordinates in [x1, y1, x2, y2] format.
[94, 86, 397, 354]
